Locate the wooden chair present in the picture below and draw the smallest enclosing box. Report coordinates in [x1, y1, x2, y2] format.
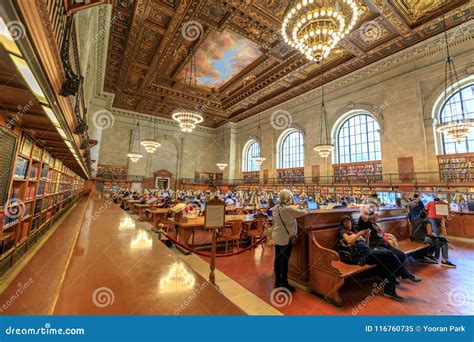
[218, 220, 243, 253]
[238, 209, 251, 215]
[246, 218, 266, 248]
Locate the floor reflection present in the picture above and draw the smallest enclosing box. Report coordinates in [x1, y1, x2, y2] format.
[119, 216, 136, 230]
[130, 230, 153, 250]
[159, 262, 196, 293]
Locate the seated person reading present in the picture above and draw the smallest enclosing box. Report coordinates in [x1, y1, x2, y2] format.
[339, 216, 406, 301]
[357, 209, 422, 284]
[411, 211, 456, 268]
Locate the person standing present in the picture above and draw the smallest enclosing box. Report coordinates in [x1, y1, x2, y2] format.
[272, 189, 308, 291]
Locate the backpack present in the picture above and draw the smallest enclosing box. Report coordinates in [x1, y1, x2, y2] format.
[336, 240, 366, 266]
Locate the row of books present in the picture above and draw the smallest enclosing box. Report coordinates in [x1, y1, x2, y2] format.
[13, 157, 29, 179]
[25, 185, 36, 200]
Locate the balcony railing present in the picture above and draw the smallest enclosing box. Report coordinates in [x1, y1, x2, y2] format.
[97, 173, 145, 181]
[180, 172, 473, 187]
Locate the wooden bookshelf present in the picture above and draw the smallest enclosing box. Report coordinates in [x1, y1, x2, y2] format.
[194, 172, 223, 184]
[438, 153, 474, 183]
[97, 164, 128, 179]
[0, 132, 85, 275]
[242, 171, 259, 184]
[333, 160, 382, 184]
[277, 167, 304, 183]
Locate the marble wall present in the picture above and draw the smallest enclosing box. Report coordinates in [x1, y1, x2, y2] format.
[88, 108, 220, 180]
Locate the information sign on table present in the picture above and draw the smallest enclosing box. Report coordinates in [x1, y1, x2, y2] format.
[435, 203, 449, 216]
[205, 198, 225, 228]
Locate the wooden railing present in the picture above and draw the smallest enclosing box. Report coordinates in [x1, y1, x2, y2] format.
[46, 0, 68, 51]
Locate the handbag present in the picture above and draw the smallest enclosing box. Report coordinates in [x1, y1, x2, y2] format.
[336, 240, 366, 266]
[277, 208, 297, 245]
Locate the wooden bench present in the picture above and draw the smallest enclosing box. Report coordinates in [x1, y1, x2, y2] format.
[308, 216, 430, 306]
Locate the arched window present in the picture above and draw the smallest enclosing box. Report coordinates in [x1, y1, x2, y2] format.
[439, 84, 474, 154]
[337, 114, 381, 164]
[242, 140, 260, 172]
[279, 130, 304, 168]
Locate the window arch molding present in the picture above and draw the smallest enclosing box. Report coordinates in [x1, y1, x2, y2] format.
[331, 110, 382, 164]
[276, 128, 305, 169]
[429, 75, 474, 155]
[241, 138, 261, 172]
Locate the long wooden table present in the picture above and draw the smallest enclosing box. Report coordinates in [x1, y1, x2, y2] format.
[147, 208, 173, 227]
[131, 203, 158, 220]
[168, 214, 257, 247]
[120, 199, 140, 210]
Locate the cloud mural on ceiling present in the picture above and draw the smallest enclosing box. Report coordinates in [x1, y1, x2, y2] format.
[184, 29, 262, 87]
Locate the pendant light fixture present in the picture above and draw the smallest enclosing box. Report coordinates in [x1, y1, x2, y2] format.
[216, 163, 228, 171]
[127, 121, 143, 163]
[281, 0, 360, 62]
[141, 118, 161, 153]
[314, 60, 335, 158]
[253, 113, 266, 166]
[172, 48, 204, 133]
[436, 13, 474, 141]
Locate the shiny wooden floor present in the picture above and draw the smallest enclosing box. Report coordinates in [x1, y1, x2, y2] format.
[0, 194, 244, 315]
[1, 193, 473, 315]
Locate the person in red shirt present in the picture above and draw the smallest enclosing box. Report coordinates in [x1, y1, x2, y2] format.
[424, 198, 446, 237]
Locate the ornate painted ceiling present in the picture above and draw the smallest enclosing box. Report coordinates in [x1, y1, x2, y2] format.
[103, 0, 473, 128]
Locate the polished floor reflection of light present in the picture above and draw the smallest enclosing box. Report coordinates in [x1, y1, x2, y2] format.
[130, 230, 153, 250]
[119, 216, 136, 230]
[159, 262, 196, 293]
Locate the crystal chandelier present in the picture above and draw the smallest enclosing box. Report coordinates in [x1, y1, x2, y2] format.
[253, 156, 266, 166]
[127, 122, 143, 163]
[216, 163, 228, 170]
[172, 48, 204, 133]
[436, 13, 474, 142]
[282, 0, 360, 62]
[141, 118, 161, 153]
[252, 114, 266, 166]
[314, 62, 335, 158]
[172, 108, 204, 133]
